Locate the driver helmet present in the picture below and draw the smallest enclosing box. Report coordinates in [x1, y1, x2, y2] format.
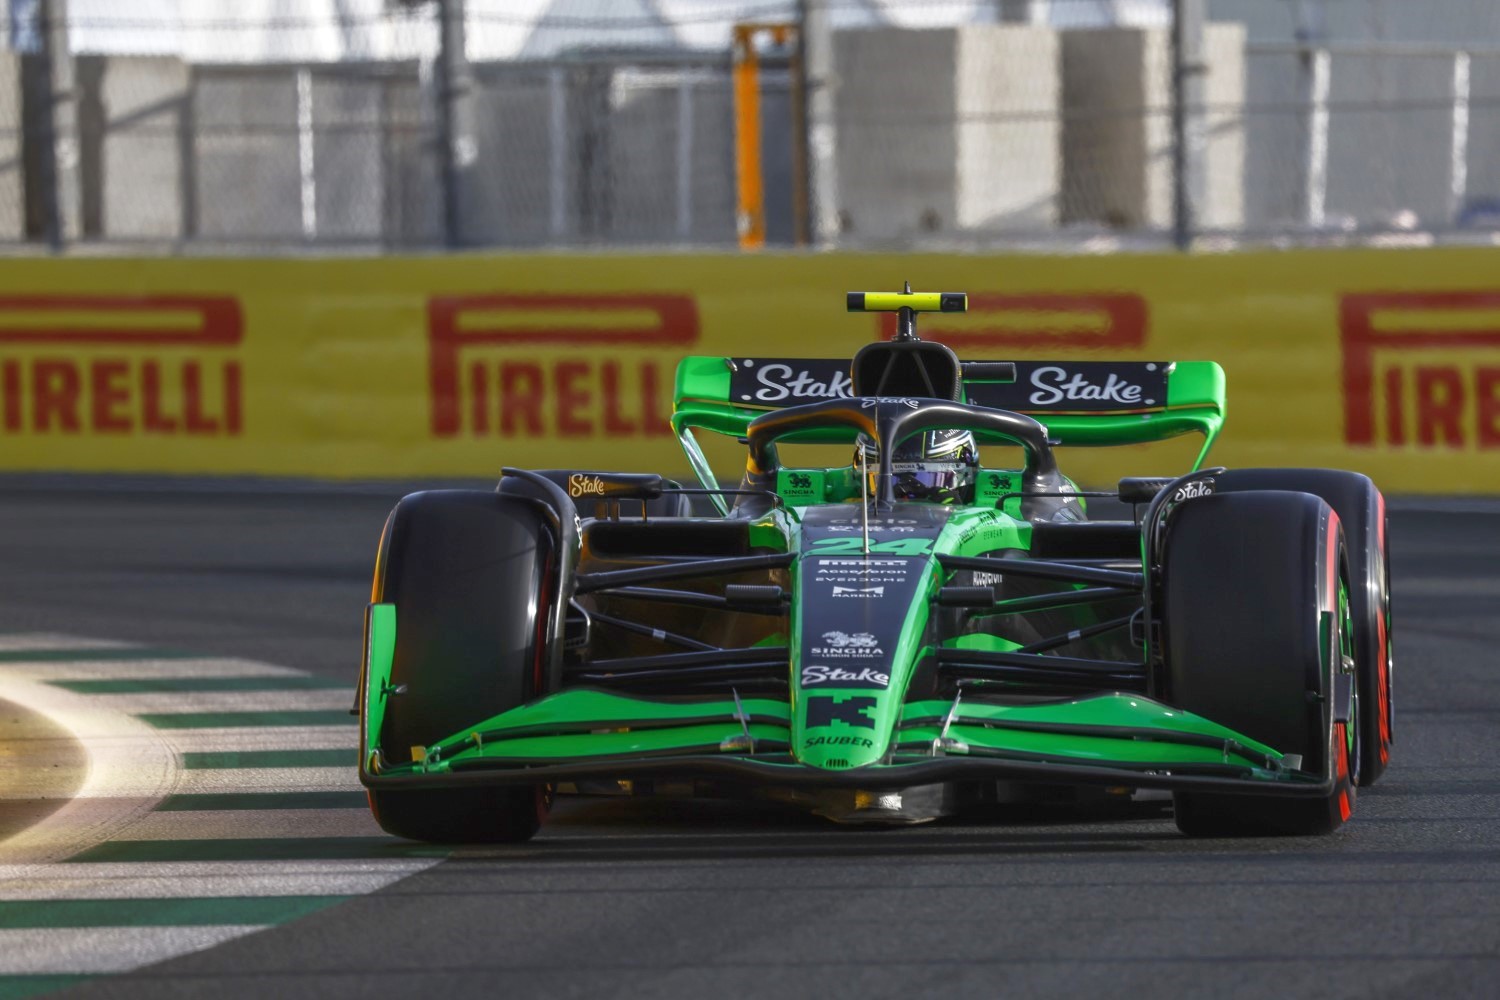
[855, 429, 979, 503]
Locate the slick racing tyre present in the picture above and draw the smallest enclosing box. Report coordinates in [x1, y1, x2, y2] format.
[367, 490, 554, 844]
[1216, 469, 1392, 785]
[1163, 491, 1358, 837]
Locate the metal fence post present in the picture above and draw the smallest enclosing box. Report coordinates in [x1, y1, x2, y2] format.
[799, 0, 839, 246]
[435, 0, 475, 248]
[27, 0, 79, 250]
[1171, 0, 1205, 250]
[1450, 50, 1471, 225]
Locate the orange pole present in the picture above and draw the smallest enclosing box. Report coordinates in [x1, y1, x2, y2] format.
[733, 25, 766, 250]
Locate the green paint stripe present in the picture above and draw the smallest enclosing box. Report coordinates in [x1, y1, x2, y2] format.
[139, 710, 355, 729]
[0, 896, 349, 930]
[67, 838, 444, 864]
[0, 648, 196, 663]
[157, 791, 368, 811]
[181, 749, 354, 769]
[50, 676, 348, 694]
[0, 975, 94, 1000]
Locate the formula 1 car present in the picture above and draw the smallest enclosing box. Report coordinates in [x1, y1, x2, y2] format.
[358, 288, 1394, 841]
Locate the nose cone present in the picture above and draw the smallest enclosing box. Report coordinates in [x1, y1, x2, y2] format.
[795, 692, 887, 770]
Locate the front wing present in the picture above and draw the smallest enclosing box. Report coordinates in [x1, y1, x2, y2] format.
[360, 677, 1334, 800]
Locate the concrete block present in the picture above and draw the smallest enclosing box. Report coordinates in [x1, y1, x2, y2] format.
[956, 26, 1060, 230]
[1324, 51, 1453, 228]
[77, 55, 190, 240]
[311, 70, 389, 241]
[1061, 24, 1245, 231]
[834, 25, 1059, 242]
[466, 66, 557, 246]
[608, 70, 736, 244]
[192, 68, 301, 240]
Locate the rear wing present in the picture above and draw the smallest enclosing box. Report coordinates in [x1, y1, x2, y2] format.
[672, 356, 1225, 488]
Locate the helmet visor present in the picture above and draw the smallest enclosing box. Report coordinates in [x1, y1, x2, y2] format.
[869, 462, 975, 500]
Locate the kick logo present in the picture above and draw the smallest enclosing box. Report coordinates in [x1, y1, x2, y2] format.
[805, 695, 877, 729]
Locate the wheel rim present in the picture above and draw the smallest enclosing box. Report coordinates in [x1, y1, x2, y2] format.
[1338, 571, 1360, 791]
[1382, 515, 1394, 748]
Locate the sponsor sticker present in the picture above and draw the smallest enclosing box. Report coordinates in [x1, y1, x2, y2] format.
[0, 294, 244, 438]
[831, 585, 883, 598]
[803, 734, 875, 749]
[729, 359, 851, 403]
[859, 396, 922, 409]
[1171, 479, 1214, 502]
[567, 473, 607, 497]
[807, 631, 883, 659]
[805, 695, 877, 729]
[801, 664, 891, 687]
[1340, 291, 1500, 449]
[813, 557, 910, 584]
[427, 293, 696, 439]
[965, 362, 1169, 413]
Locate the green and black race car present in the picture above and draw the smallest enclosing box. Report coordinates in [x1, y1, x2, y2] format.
[357, 288, 1394, 841]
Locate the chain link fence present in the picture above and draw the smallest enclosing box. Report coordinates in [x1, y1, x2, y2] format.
[3, 0, 1500, 251]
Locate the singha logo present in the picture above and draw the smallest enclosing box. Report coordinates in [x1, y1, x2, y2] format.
[788, 473, 813, 489]
[822, 631, 878, 648]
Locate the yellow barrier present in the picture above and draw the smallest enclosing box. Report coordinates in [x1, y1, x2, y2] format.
[0, 248, 1498, 493]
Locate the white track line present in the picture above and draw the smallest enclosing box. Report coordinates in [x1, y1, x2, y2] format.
[16, 658, 310, 682]
[172, 768, 358, 794]
[163, 728, 358, 753]
[0, 926, 262, 974]
[0, 859, 438, 900]
[0, 634, 445, 987]
[0, 634, 134, 653]
[92, 690, 353, 715]
[117, 809, 382, 841]
[0, 673, 178, 868]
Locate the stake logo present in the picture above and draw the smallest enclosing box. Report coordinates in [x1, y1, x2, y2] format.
[1027, 366, 1150, 406]
[566, 474, 607, 497]
[0, 295, 244, 437]
[428, 293, 698, 439]
[1342, 291, 1500, 449]
[736, 360, 851, 403]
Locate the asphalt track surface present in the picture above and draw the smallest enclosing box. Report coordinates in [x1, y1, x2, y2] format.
[0, 485, 1497, 998]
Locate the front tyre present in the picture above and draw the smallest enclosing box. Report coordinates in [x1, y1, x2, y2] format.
[1216, 469, 1392, 784]
[365, 490, 555, 843]
[1162, 491, 1358, 837]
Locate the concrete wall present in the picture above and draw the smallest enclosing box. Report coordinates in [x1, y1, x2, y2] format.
[1061, 23, 1244, 231]
[835, 25, 1061, 241]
